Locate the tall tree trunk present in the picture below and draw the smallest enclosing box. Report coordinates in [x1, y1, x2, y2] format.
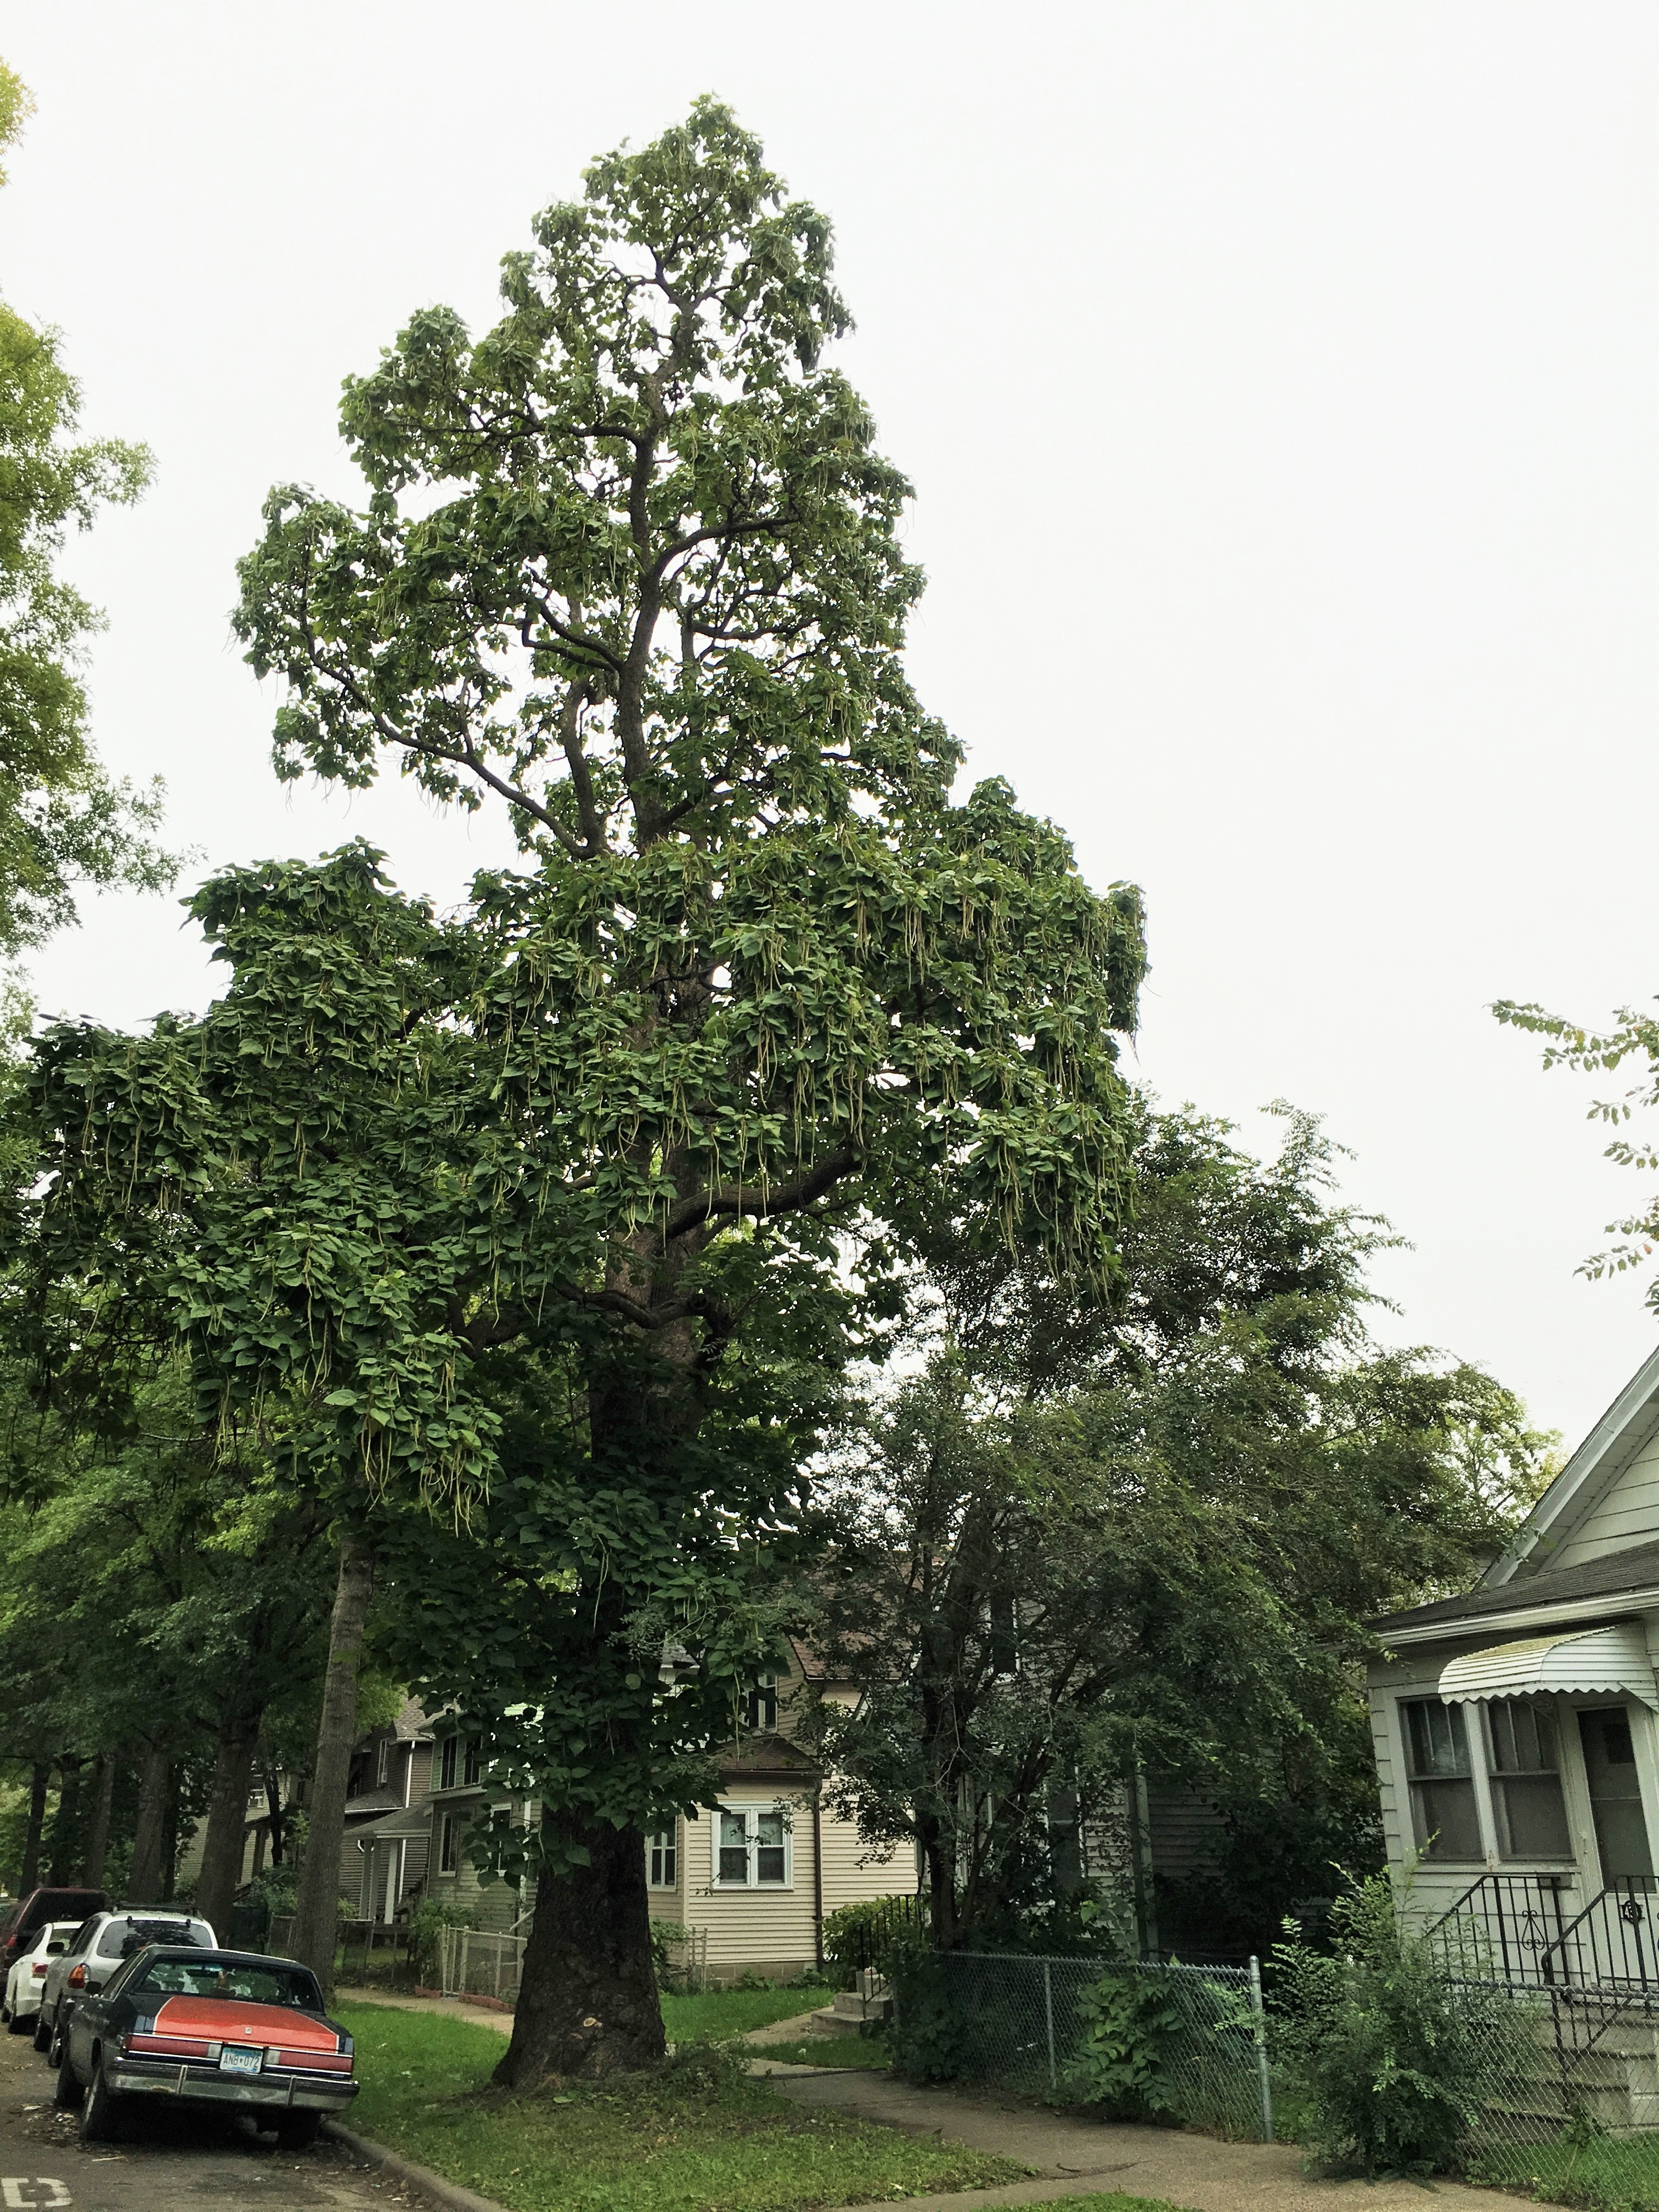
[493, 1817, 664, 2087]
[128, 1750, 170, 1903]
[18, 1763, 48, 1895]
[160, 1769, 180, 1900]
[290, 1536, 374, 1999]
[79, 1754, 116, 1890]
[262, 1768, 287, 1864]
[46, 1757, 83, 1883]
[194, 1710, 262, 1940]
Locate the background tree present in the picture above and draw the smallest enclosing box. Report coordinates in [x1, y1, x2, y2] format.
[0, 58, 174, 961]
[1494, 996, 1659, 1314]
[803, 1105, 1555, 1957]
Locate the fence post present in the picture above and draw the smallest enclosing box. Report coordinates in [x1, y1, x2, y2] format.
[1042, 1960, 1056, 2090]
[1248, 1955, 1274, 2143]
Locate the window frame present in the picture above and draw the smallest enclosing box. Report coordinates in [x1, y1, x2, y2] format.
[742, 1674, 778, 1733]
[438, 1735, 459, 1791]
[1483, 1697, 1573, 1863]
[1398, 1695, 1484, 1863]
[438, 1814, 459, 1875]
[462, 1739, 483, 1787]
[647, 1827, 678, 1889]
[376, 1739, 391, 1787]
[709, 1802, 792, 1890]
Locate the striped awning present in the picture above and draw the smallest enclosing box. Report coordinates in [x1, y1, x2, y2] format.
[1439, 1622, 1659, 1708]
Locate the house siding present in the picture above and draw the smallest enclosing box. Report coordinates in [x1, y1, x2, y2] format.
[1548, 1433, 1659, 1571]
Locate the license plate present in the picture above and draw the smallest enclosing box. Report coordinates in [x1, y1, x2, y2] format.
[218, 2046, 263, 2076]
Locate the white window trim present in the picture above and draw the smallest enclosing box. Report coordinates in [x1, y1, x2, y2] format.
[438, 1813, 459, 1875]
[710, 1802, 792, 1889]
[647, 1826, 679, 1889]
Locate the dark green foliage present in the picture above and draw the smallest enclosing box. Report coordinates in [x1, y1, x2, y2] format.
[887, 1951, 967, 2084]
[1272, 1870, 1530, 2177]
[1066, 1972, 1186, 2120]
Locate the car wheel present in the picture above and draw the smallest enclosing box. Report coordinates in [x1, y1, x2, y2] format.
[6, 2004, 30, 2036]
[32, 2006, 52, 2054]
[78, 2055, 125, 2143]
[272, 2111, 321, 2151]
[52, 2038, 81, 2111]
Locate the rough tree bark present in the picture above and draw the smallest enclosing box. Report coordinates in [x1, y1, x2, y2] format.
[194, 1709, 262, 1940]
[127, 1750, 170, 1903]
[18, 1763, 48, 1895]
[493, 1817, 664, 2087]
[79, 1754, 116, 1890]
[290, 1536, 374, 1998]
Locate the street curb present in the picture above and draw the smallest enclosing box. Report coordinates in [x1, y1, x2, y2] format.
[323, 2119, 514, 2212]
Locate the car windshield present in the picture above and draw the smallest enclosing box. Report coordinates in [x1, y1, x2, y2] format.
[98, 1918, 202, 1958]
[133, 1957, 322, 2010]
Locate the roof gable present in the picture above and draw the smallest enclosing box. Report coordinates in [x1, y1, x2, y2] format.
[1487, 1342, 1659, 1584]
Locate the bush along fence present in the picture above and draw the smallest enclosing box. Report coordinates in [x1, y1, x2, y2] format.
[890, 1950, 1275, 2142]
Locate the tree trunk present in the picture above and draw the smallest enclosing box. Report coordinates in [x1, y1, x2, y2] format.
[46, 1757, 83, 1883]
[18, 1763, 48, 1895]
[79, 1754, 116, 1889]
[127, 1750, 170, 1903]
[290, 1536, 374, 1999]
[493, 1816, 665, 2086]
[263, 1768, 287, 1864]
[194, 1711, 262, 1941]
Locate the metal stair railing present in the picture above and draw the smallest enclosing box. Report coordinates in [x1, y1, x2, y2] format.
[1536, 1876, 1659, 1990]
[1427, 1871, 1572, 1983]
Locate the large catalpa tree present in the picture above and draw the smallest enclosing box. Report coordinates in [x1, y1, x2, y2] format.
[48, 101, 1147, 2080]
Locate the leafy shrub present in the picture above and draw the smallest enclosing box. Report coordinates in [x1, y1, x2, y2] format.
[888, 1950, 966, 2083]
[409, 1897, 476, 1983]
[649, 1917, 698, 1991]
[1272, 1869, 1529, 2177]
[1065, 1970, 1187, 2120]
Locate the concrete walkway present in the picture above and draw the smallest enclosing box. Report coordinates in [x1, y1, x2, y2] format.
[754, 2062, 1545, 2212]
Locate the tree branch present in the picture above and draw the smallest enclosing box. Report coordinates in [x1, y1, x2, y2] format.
[662, 1145, 859, 1241]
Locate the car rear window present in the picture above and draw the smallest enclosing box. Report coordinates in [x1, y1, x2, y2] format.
[97, 1919, 204, 1958]
[133, 1957, 323, 2010]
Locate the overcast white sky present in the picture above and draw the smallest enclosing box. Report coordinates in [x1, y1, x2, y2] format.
[3, 2, 1655, 1449]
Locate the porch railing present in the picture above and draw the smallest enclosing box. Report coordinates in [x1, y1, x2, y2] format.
[1536, 1876, 1659, 1989]
[1427, 1872, 1573, 1983]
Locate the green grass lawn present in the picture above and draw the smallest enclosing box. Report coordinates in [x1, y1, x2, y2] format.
[659, 1985, 825, 2042]
[755, 2032, 891, 2071]
[336, 2000, 1026, 2212]
[1466, 2132, 1659, 2210]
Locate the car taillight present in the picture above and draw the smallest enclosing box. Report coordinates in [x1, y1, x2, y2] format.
[67, 1965, 86, 1988]
[30, 1962, 47, 1978]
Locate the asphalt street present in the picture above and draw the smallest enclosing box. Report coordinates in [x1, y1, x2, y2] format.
[0, 2023, 419, 2212]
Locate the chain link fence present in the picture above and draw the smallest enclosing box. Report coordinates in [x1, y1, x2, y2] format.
[895, 1951, 1274, 2141]
[1434, 1978, 1659, 2206]
[436, 1922, 524, 2005]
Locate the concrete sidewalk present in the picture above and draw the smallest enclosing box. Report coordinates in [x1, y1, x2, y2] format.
[755, 2062, 1544, 2212]
[335, 1987, 512, 2032]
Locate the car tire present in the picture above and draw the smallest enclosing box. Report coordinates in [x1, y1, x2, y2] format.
[6, 2005, 30, 2036]
[52, 2038, 80, 2111]
[272, 2111, 321, 2151]
[32, 2006, 52, 2054]
[78, 2055, 125, 2143]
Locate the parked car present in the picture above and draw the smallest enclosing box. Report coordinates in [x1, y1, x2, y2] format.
[0, 1888, 108, 1974]
[36, 1910, 215, 2053]
[1, 1922, 83, 2034]
[52, 1945, 357, 2147]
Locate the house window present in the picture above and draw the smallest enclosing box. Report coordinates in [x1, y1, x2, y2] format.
[743, 1675, 777, 1732]
[712, 1805, 790, 1887]
[1485, 1700, 1571, 1859]
[1402, 1699, 1482, 1859]
[648, 1829, 678, 1888]
[376, 1739, 391, 1787]
[463, 1740, 483, 1787]
[439, 1735, 459, 1791]
[439, 1814, 459, 1874]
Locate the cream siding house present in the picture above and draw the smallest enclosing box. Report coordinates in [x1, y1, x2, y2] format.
[1370, 1344, 1659, 1978]
[421, 1635, 910, 1977]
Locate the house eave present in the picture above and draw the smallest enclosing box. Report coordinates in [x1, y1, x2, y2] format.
[1381, 1584, 1659, 1649]
[1486, 1343, 1659, 1584]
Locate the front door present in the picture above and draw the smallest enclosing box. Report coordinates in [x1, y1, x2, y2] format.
[1579, 1707, 1655, 1883]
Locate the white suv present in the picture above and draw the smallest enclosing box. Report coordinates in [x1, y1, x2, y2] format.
[36, 1909, 215, 2055]
[1, 1922, 82, 2035]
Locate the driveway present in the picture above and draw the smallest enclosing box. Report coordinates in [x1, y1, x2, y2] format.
[0, 2023, 417, 2212]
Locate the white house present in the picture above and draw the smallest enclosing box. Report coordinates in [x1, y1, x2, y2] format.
[1370, 1344, 1659, 1981]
